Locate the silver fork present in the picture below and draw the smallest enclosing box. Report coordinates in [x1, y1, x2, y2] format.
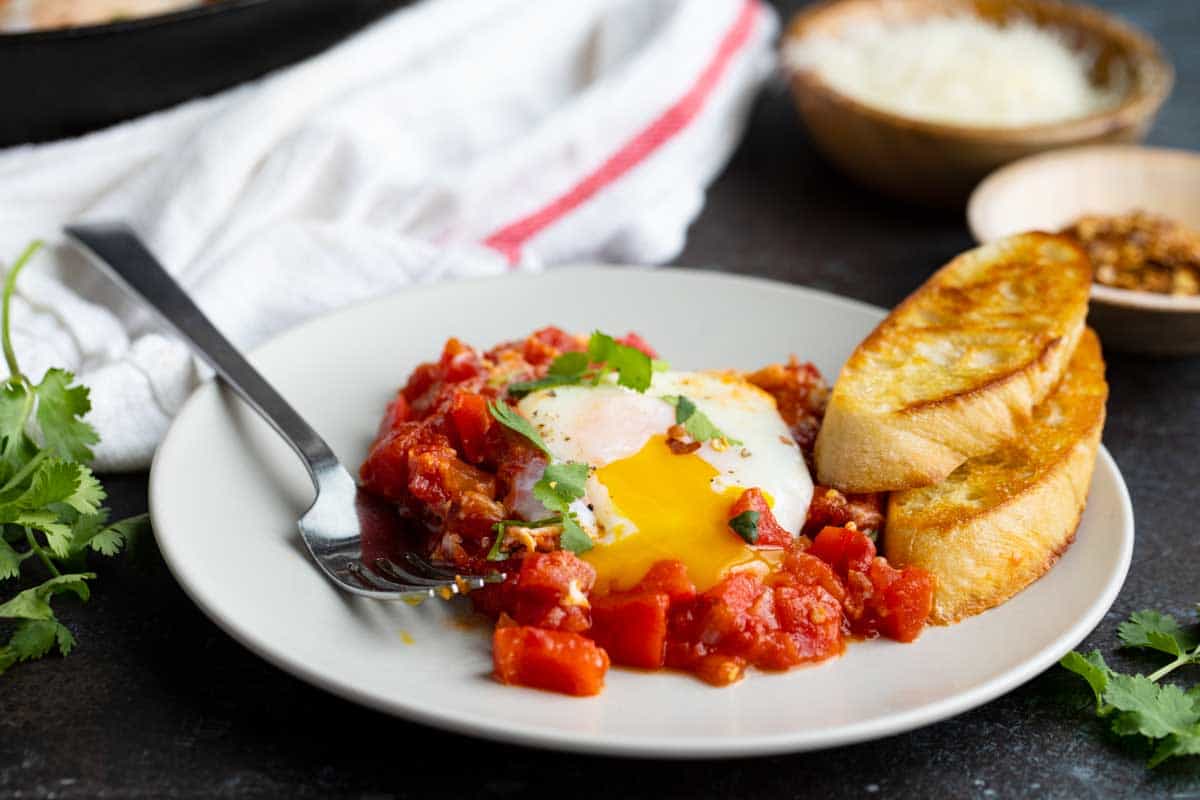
[66, 223, 503, 600]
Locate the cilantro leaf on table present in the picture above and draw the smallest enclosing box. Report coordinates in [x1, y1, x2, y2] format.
[1061, 649, 1113, 711]
[0, 242, 148, 677]
[1061, 607, 1200, 767]
[1120, 610, 1200, 656]
[0, 573, 94, 620]
[86, 513, 149, 557]
[34, 369, 99, 464]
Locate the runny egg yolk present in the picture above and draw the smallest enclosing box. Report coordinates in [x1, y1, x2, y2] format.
[582, 435, 778, 593]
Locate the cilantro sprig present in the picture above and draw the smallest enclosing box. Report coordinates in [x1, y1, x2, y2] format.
[0, 242, 149, 676]
[484, 400, 593, 556]
[664, 394, 741, 446]
[1061, 606, 1200, 767]
[531, 462, 592, 554]
[729, 510, 759, 544]
[507, 331, 655, 398]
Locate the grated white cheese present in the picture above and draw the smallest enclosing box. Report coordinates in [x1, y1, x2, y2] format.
[785, 15, 1126, 127]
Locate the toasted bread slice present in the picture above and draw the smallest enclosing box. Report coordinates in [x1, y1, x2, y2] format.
[814, 233, 1091, 493]
[883, 329, 1107, 624]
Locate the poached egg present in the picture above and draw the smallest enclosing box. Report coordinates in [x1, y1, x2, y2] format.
[514, 371, 814, 592]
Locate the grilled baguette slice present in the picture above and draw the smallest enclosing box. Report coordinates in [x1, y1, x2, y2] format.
[884, 328, 1107, 624]
[814, 232, 1091, 493]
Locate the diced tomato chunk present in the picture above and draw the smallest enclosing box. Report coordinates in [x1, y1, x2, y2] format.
[809, 526, 876, 575]
[632, 560, 696, 603]
[772, 584, 844, 663]
[728, 488, 792, 547]
[781, 550, 846, 603]
[615, 332, 659, 359]
[522, 326, 584, 366]
[439, 338, 482, 382]
[517, 551, 597, 599]
[876, 567, 935, 643]
[493, 626, 609, 696]
[449, 391, 492, 463]
[802, 486, 885, 538]
[590, 592, 670, 669]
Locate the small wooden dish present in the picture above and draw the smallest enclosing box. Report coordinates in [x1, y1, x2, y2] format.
[782, 0, 1173, 206]
[968, 145, 1200, 356]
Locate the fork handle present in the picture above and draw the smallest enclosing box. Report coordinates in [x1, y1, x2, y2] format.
[65, 223, 339, 484]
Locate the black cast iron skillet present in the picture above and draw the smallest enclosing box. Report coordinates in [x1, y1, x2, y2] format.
[1, 0, 409, 147]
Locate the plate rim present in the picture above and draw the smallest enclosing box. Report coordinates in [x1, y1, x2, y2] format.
[148, 265, 1135, 759]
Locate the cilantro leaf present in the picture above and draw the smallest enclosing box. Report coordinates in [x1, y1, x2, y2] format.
[34, 369, 99, 464]
[532, 462, 588, 509]
[487, 401, 551, 456]
[729, 510, 760, 544]
[1150, 729, 1200, 768]
[1119, 610, 1199, 656]
[88, 514, 149, 557]
[18, 459, 105, 516]
[587, 332, 652, 392]
[549, 351, 589, 377]
[0, 619, 77, 675]
[531, 462, 592, 554]
[0, 573, 93, 621]
[505, 374, 580, 399]
[0, 380, 35, 482]
[506, 332, 655, 398]
[0, 537, 19, 582]
[54, 619, 76, 656]
[8, 619, 58, 661]
[0, 538, 21, 580]
[1060, 650, 1113, 711]
[558, 515, 593, 555]
[664, 395, 741, 445]
[507, 350, 592, 398]
[1106, 675, 1200, 740]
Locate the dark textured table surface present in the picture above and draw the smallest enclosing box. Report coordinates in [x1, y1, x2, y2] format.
[3, 1, 1198, 798]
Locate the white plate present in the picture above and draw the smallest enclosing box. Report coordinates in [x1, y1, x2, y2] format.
[150, 267, 1134, 759]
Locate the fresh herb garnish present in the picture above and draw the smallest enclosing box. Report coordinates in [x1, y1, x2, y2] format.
[506, 331, 654, 398]
[728, 510, 760, 544]
[1061, 606, 1200, 767]
[0, 242, 149, 676]
[487, 400, 551, 456]
[532, 462, 592, 554]
[664, 395, 741, 446]
[586, 332, 652, 392]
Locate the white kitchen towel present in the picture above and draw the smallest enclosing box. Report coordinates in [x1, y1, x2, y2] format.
[0, 0, 776, 471]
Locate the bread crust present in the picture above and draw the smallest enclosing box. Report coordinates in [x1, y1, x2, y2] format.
[883, 329, 1107, 624]
[815, 233, 1091, 493]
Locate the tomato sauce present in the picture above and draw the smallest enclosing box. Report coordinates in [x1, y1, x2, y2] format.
[358, 328, 934, 696]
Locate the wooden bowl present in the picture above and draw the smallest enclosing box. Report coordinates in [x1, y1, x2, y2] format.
[968, 145, 1200, 356]
[782, 0, 1173, 207]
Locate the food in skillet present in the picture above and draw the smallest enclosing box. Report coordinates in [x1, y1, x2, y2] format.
[0, 0, 214, 32]
[358, 232, 1106, 696]
[359, 330, 934, 695]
